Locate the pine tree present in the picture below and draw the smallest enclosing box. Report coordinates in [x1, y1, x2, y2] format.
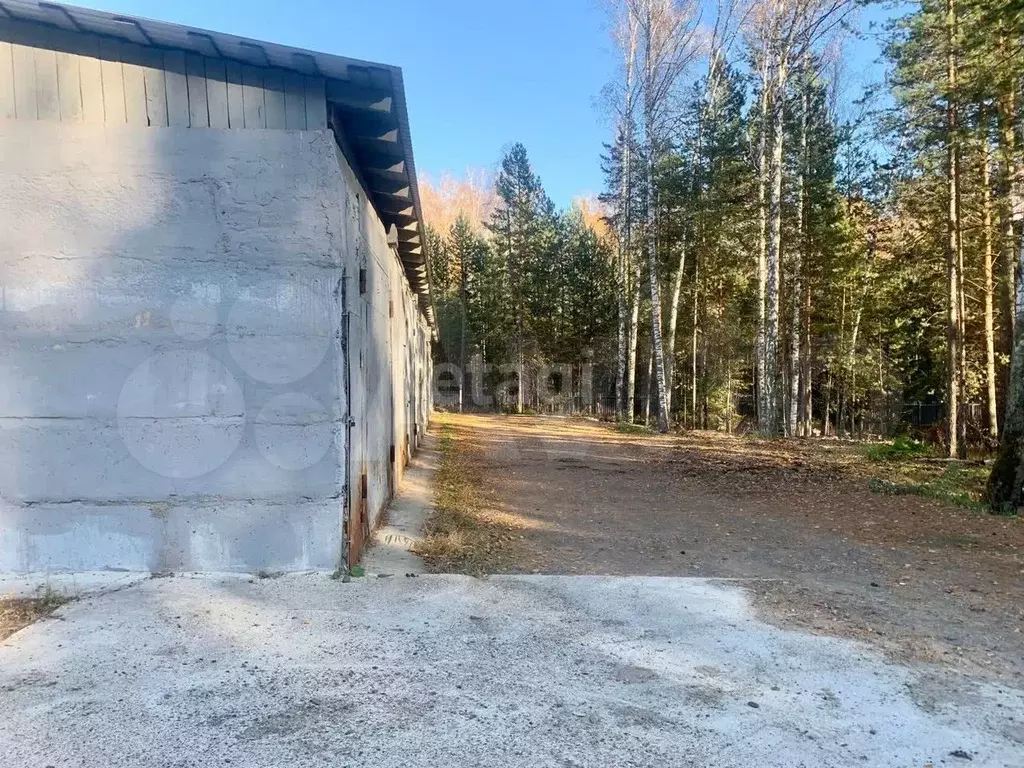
[488, 143, 557, 412]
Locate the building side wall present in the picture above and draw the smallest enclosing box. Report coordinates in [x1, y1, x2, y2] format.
[0, 118, 432, 573]
[416, 314, 433, 443]
[0, 121, 366, 572]
[0, 19, 327, 130]
[331, 148, 433, 565]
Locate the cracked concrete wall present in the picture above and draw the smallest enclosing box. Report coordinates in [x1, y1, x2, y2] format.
[0, 120, 376, 572]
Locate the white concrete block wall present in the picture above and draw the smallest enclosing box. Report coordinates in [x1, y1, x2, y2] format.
[0, 119, 435, 573]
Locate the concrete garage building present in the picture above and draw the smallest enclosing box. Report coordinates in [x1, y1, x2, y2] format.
[0, 1, 434, 573]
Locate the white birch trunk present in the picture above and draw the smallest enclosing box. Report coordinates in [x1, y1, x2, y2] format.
[627, 259, 641, 421]
[666, 241, 686, 415]
[755, 60, 770, 432]
[645, 120, 671, 433]
[763, 57, 787, 437]
[788, 64, 808, 437]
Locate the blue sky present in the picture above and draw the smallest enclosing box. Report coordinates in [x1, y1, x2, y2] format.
[80, 0, 895, 208]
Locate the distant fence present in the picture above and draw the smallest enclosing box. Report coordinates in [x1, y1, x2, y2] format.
[431, 356, 989, 439]
[901, 402, 983, 428]
[904, 402, 943, 427]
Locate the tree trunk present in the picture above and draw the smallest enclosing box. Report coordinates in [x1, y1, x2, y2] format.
[958, 164, 968, 453]
[789, 65, 808, 437]
[823, 368, 833, 437]
[643, 341, 654, 425]
[988, 231, 1024, 510]
[626, 261, 641, 422]
[802, 279, 813, 436]
[459, 255, 469, 414]
[726, 362, 733, 433]
[836, 286, 847, 437]
[997, 56, 1016, 427]
[691, 259, 699, 428]
[789, 304, 801, 436]
[763, 57, 787, 436]
[755, 63, 769, 431]
[669, 47, 722, 425]
[508, 216, 524, 415]
[614, 13, 636, 422]
[844, 237, 873, 438]
[701, 319, 709, 429]
[616, 247, 628, 420]
[848, 301, 864, 437]
[616, 115, 634, 422]
[516, 344, 524, 414]
[642, 25, 670, 434]
[666, 241, 686, 416]
[982, 117, 999, 440]
[945, 0, 963, 459]
[646, 132, 670, 432]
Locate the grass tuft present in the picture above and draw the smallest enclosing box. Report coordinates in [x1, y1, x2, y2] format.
[615, 421, 652, 435]
[868, 462, 990, 512]
[36, 584, 70, 610]
[865, 436, 930, 462]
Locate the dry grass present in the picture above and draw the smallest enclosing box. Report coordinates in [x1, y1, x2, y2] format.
[414, 421, 529, 574]
[0, 586, 71, 641]
[662, 429, 994, 513]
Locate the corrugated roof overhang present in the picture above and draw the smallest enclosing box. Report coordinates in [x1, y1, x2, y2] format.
[0, 0, 434, 327]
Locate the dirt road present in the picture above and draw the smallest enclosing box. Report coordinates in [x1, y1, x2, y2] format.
[429, 413, 1024, 686]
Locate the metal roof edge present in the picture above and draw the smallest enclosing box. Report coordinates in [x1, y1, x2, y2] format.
[385, 65, 434, 327]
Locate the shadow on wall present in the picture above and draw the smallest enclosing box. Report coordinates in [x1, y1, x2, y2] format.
[0, 117, 353, 572]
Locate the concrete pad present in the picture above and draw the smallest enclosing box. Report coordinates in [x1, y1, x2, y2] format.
[361, 434, 437, 575]
[0, 574, 1021, 767]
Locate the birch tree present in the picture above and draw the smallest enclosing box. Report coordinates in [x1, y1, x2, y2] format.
[788, 56, 810, 436]
[746, 0, 855, 435]
[626, 0, 702, 432]
[665, 0, 746, 418]
[607, 7, 641, 421]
